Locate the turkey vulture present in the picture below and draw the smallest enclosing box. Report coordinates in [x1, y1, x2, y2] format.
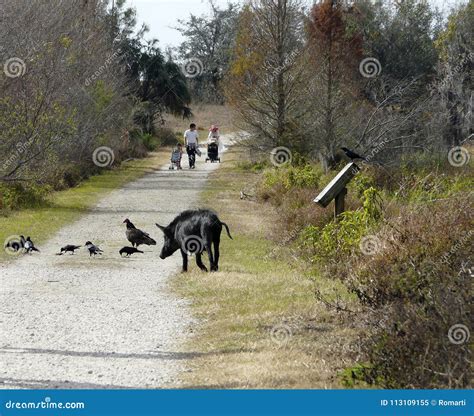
[123, 219, 156, 248]
[119, 246, 144, 257]
[340, 147, 366, 161]
[24, 237, 40, 253]
[85, 241, 103, 256]
[57, 245, 81, 255]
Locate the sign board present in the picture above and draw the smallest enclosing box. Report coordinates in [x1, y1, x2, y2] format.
[313, 162, 360, 208]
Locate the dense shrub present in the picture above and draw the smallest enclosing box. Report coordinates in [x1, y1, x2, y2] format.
[0, 183, 51, 211]
[155, 127, 180, 147]
[258, 164, 322, 204]
[300, 187, 382, 264]
[347, 198, 472, 388]
[259, 157, 472, 389]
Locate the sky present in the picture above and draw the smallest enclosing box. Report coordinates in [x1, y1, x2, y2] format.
[128, 0, 466, 50]
[128, 0, 231, 49]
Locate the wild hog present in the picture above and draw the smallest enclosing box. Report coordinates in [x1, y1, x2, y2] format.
[156, 209, 232, 272]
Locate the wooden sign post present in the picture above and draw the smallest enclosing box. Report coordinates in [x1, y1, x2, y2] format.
[313, 162, 360, 220]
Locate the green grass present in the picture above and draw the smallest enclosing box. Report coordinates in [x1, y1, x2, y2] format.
[172, 147, 358, 388]
[0, 150, 170, 262]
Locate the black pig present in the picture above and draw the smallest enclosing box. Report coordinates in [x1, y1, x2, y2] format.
[156, 209, 232, 272]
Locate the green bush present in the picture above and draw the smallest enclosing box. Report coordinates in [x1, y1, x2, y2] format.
[237, 160, 269, 172]
[300, 187, 382, 262]
[140, 133, 160, 151]
[261, 164, 321, 192]
[340, 363, 380, 388]
[333, 194, 472, 389]
[156, 127, 179, 146]
[0, 183, 51, 211]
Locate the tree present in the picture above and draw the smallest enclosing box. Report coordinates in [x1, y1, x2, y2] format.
[301, 0, 364, 168]
[226, 0, 307, 151]
[0, 0, 130, 183]
[0, 0, 191, 187]
[114, 2, 192, 132]
[431, 0, 473, 148]
[176, 1, 240, 102]
[354, 0, 440, 91]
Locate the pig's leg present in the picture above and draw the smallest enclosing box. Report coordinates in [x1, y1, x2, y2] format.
[212, 233, 220, 272]
[195, 253, 208, 272]
[180, 249, 188, 272]
[203, 233, 214, 271]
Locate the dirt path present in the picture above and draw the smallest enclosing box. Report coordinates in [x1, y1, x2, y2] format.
[0, 137, 230, 389]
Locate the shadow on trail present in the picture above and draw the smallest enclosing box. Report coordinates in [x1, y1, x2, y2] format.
[0, 346, 254, 361]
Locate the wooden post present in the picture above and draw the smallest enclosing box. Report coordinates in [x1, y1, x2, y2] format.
[334, 187, 347, 220]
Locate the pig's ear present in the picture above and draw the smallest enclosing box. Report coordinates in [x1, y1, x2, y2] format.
[155, 223, 166, 232]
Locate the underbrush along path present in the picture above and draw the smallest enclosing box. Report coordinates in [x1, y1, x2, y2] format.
[0, 137, 230, 389]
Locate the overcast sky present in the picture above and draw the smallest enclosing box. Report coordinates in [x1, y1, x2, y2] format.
[127, 0, 467, 50]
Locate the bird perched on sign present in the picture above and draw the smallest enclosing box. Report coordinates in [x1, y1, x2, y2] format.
[24, 237, 40, 253]
[119, 246, 144, 257]
[123, 219, 156, 248]
[57, 245, 81, 255]
[340, 147, 366, 161]
[85, 241, 103, 256]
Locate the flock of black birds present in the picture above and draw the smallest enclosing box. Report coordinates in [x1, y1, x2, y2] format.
[6, 219, 157, 258]
[6, 148, 364, 258]
[5, 235, 40, 254]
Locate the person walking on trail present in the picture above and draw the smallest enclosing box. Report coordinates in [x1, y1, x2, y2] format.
[184, 123, 199, 169]
[208, 125, 220, 144]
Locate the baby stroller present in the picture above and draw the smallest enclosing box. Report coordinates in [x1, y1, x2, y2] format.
[206, 141, 220, 163]
[169, 147, 182, 170]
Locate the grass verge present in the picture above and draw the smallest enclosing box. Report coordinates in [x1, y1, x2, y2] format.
[0, 149, 170, 262]
[172, 147, 359, 388]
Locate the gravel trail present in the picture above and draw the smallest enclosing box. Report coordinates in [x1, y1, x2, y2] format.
[0, 138, 229, 389]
